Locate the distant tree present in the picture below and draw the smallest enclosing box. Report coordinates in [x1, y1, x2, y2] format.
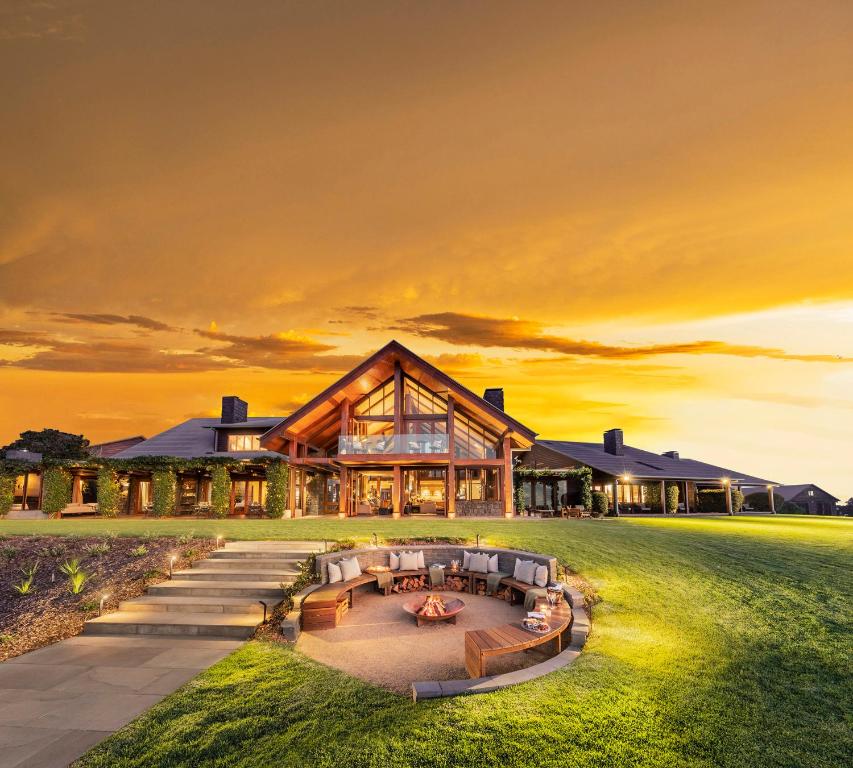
[2, 429, 90, 460]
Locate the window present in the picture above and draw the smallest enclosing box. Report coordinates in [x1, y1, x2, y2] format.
[403, 378, 447, 415]
[455, 468, 500, 501]
[228, 434, 261, 451]
[354, 379, 395, 416]
[807, 490, 815, 497]
[405, 419, 446, 435]
[453, 412, 499, 459]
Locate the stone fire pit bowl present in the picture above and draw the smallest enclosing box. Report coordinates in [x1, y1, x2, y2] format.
[403, 596, 466, 627]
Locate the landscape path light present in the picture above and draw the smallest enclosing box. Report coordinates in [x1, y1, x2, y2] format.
[99, 594, 110, 616]
[169, 555, 177, 579]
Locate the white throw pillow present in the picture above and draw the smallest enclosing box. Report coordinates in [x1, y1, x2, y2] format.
[514, 558, 537, 585]
[399, 551, 419, 571]
[469, 552, 489, 573]
[488, 553, 499, 573]
[338, 557, 362, 581]
[417, 550, 425, 569]
[534, 564, 548, 587]
[463, 550, 472, 570]
[389, 552, 400, 571]
[328, 562, 343, 583]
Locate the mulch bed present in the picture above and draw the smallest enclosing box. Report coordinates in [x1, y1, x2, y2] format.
[0, 534, 216, 661]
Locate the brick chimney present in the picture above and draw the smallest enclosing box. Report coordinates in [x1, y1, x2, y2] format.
[483, 388, 504, 411]
[662, 450, 680, 460]
[221, 396, 248, 424]
[603, 428, 624, 456]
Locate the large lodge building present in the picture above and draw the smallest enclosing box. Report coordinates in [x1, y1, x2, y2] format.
[8, 341, 781, 518]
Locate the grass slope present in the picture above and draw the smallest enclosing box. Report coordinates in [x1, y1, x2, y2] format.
[47, 516, 853, 768]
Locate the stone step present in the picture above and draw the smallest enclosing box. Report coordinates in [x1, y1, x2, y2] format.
[84, 611, 262, 639]
[222, 541, 322, 552]
[173, 568, 298, 582]
[118, 595, 268, 614]
[196, 557, 303, 570]
[147, 580, 286, 598]
[209, 549, 310, 560]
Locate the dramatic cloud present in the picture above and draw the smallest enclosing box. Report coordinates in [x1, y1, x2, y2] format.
[396, 312, 853, 364]
[49, 313, 177, 332]
[195, 329, 362, 372]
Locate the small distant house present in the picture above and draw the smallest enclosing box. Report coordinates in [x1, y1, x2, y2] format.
[774, 484, 840, 515]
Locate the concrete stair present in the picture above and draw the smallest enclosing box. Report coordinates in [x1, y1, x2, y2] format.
[84, 540, 322, 639]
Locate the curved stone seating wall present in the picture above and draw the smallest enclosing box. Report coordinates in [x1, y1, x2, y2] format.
[314, 545, 557, 583]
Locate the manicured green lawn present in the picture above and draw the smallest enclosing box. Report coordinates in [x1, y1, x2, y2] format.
[31, 515, 849, 768]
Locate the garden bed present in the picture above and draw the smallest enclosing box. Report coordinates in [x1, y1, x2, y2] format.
[0, 533, 216, 661]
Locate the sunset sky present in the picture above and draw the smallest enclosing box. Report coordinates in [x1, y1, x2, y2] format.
[1, 1, 851, 498]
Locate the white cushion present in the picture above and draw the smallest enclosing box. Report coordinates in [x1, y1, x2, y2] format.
[417, 550, 425, 569]
[513, 558, 537, 585]
[463, 550, 472, 569]
[328, 562, 343, 583]
[389, 552, 400, 571]
[534, 564, 548, 587]
[399, 551, 419, 571]
[469, 553, 490, 573]
[488, 553, 499, 573]
[338, 557, 362, 581]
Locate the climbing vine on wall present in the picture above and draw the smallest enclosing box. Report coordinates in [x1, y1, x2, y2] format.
[96, 466, 121, 517]
[151, 468, 177, 518]
[210, 465, 231, 519]
[265, 461, 289, 519]
[0, 475, 14, 516]
[513, 466, 593, 510]
[41, 467, 72, 517]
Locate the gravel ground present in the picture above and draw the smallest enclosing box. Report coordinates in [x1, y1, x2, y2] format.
[0, 534, 216, 661]
[297, 589, 552, 694]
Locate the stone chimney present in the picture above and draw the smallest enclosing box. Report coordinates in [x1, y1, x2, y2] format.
[603, 428, 624, 456]
[221, 396, 248, 424]
[662, 450, 680, 460]
[482, 388, 505, 411]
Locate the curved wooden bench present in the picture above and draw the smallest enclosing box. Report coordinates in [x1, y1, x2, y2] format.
[301, 574, 377, 630]
[464, 600, 571, 678]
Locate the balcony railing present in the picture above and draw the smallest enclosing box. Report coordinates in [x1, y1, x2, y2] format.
[338, 434, 449, 455]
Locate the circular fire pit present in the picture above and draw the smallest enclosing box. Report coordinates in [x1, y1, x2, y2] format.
[403, 595, 466, 627]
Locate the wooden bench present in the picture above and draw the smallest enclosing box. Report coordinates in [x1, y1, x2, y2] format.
[465, 600, 572, 678]
[301, 574, 378, 630]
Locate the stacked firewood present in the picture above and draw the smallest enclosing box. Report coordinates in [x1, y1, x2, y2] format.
[392, 575, 428, 592]
[473, 582, 512, 601]
[444, 575, 469, 592]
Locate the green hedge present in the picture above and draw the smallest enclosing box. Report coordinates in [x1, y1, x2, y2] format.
[42, 467, 72, 516]
[0, 476, 14, 516]
[745, 491, 783, 511]
[96, 466, 121, 517]
[779, 501, 804, 514]
[265, 461, 288, 518]
[210, 465, 231, 519]
[665, 484, 680, 514]
[151, 468, 177, 517]
[698, 487, 744, 514]
[591, 491, 609, 517]
[641, 483, 662, 512]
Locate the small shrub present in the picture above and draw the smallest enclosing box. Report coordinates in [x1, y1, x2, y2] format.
[779, 501, 804, 514]
[142, 568, 162, 582]
[12, 577, 34, 595]
[642, 483, 662, 512]
[41, 467, 72, 516]
[141, 530, 156, 541]
[78, 599, 99, 612]
[265, 461, 288, 518]
[177, 531, 195, 545]
[0, 633, 13, 644]
[131, 545, 149, 557]
[1, 546, 19, 561]
[96, 466, 121, 517]
[67, 570, 88, 594]
[0, 476, 14, 517]
[38, 543, 68, 558]
[151, 469, 177, 517]
[665, 484, 680, 514]
[591, 491, 609, 517]
[183, 548, 198, 559]
[698, 488, 745, 514]
[59, 558, 83, 576]
[210, 465, 231, 519]
[83, 541, 110, 557]
[20, 561, 39, 579]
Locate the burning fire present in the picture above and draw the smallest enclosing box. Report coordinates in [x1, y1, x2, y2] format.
[417, 594, 447, 617]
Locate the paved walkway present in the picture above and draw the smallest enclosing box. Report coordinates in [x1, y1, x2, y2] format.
[0, 634, 242, 768]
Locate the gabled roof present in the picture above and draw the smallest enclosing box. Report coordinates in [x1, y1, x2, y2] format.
[774, 484, 840, 502]
[536, 439, 775, 484]
[115, 417, 285, 459]
[262, 340, 536, 450]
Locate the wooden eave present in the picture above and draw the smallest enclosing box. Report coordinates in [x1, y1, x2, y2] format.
[260, 340, 536, 451]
